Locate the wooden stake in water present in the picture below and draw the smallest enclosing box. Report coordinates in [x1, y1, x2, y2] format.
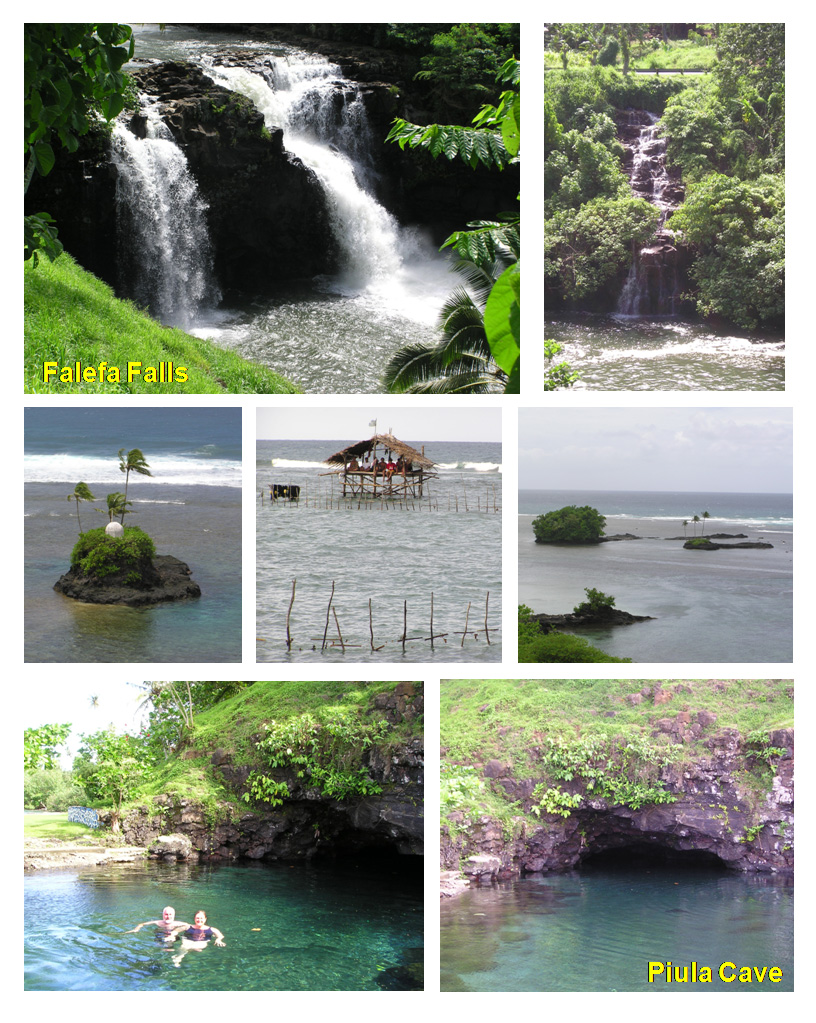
[484, 590, 491, 645]
[286, 578, 296, 650]
[430, 591, 434, 650]
[332, 607, 345, 652]
[321, 580, 335, 651]
[369, 598, 375, 652]
[402, 600, 407, 654]
[461, 601, 471, 647]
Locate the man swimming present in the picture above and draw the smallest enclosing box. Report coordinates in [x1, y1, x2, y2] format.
[170, 911, 225, 967]
[126, 906, 190, 941]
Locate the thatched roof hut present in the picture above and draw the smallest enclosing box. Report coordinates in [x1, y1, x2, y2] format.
[324, 434, 435, 470]
[324, 434, 436, 499]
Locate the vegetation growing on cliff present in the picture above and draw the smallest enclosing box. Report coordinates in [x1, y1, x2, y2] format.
[24, 682, 423, 829]
[70, 526, 156, 580]
[440, 679, 792, 827]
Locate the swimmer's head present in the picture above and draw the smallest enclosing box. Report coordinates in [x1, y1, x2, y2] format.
[162, 907, 176, 923]
[194, 911, 207, 927]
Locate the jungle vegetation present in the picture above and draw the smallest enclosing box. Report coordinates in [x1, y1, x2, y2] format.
[545, 23, 784, 330]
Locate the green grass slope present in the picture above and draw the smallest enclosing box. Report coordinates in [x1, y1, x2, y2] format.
[441, 679, 792, 823]
[25, 253, 301, 394]
[136, 681, 421, 807]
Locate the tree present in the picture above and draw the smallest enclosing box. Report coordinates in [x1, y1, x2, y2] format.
[118, 448, 153, 522]
[98, 491, 133, 522]
[692, 513, 701, 536]
[384, 248, 515, 393]
[386, 57, 520, 391]
[74, 728, 145, 830]
[24, 723, 72, 770]
[682, 519, 689, 537]
[702, 510, 711, 536]
[573, 587, 616, 616]
[67, 481, 96, 533]
[24, 24, 134, 265]
[532, 505, 606, 544]
[135, 681, 253, 763]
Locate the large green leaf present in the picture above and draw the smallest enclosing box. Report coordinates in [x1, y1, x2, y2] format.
[483, 264, 520, 386]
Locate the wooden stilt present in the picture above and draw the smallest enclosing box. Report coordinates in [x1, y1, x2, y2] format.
[321, 580, 335, 651]
[286, 578, 296, 650]
[461, 601, 471, 647]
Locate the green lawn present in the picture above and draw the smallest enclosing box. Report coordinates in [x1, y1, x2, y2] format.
[25, 253, 302, 394]
[24, 813, 101, 842]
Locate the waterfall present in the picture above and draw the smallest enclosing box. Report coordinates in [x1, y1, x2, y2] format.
[111, 102, 220, 328]
[204, 52, 406, 293]
[616, 111, 683, 317]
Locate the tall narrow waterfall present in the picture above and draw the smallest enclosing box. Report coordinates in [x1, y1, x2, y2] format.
[111, 103, 220, 328]
[204, 53, 405, 293]
[616, 111, 683, 316]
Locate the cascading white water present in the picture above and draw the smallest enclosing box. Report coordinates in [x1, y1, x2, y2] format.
[617, 110, 681, 317]
[204, 53, 406, 293]
[111, 103, 220, 328]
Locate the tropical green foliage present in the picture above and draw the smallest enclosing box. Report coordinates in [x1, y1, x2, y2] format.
[74, 728, 146, 825]
[24, 768, 87, 811]
[67, 481, 96, 533]
[532, 505, 606, 543]
[573, 587, 616, 616]
[535, 732, 681, 813]
[440, 763, 486, 815]
[70, 525, 156, 579]
[24, 722, 72, 770]
[136, 681, 253, 763]
[118, 448, 152, 520]
[385, 57, 520, 392]
[99, 492, 133, 522]
[245, 707, 389, 806]
[543, 340, 579, 390]
[383, 246, 516, 393]
[544, 24, 784, 328]
[24, 23, 134, 264]
[668, 173, 784, 328]
[518, 605, 631, 663]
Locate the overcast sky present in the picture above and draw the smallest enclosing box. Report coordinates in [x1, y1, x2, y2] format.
[519, 407, 792, 493]
[25, 682, 149, 768]
[257, 406, 501, 442]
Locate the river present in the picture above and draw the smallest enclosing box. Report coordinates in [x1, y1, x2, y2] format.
[441, 868, 792, 992]
[25, 857, 423, 991]
[546, 313, 785, 390]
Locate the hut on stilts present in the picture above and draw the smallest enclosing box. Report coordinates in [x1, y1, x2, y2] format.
[323, 433, 438, 500]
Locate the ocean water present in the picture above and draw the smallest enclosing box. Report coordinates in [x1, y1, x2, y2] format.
[25, 408, 242, 663]
[441, 869, 793, 992]
[257, 440, 502, 662]
[25, 857, 423, 991]
[519, 490, 792, 662]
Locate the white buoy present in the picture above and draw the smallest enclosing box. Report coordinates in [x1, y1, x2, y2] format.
[105, 521, 124, 538]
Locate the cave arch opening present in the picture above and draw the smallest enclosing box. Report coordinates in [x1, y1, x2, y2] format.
[579, 841, 730, 872]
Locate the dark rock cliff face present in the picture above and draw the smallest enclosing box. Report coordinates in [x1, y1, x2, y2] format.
[441, 727, 793, 883]
[120, 685, 424, 860]
[26, 39, 518, 294]
[129, 60, 335, 295]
